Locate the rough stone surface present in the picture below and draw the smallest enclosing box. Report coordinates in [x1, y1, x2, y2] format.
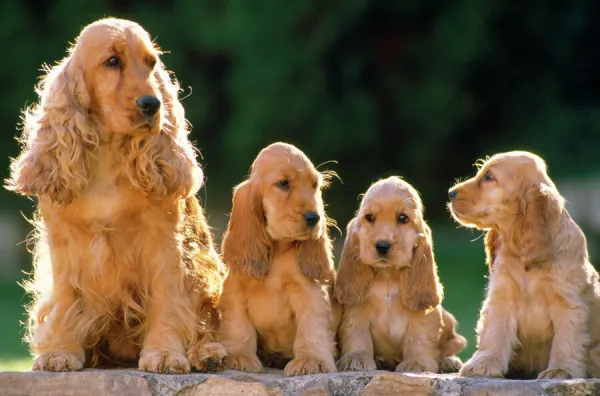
[2, 369, 600, 396]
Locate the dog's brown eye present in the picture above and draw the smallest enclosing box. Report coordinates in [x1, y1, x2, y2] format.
[365, 214, 375, 223]
[104, 56, 121, 68]
[482, 171, 494, 181]
[397, 214, 409, 224]
[146, 57, 157, 68]
[313, 182, 318, 189]
[276, 179, 289, 190]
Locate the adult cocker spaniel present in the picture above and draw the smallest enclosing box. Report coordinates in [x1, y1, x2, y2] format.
[335, 177, 466, 373]
[6, 18, 226, 373]
[449, 151, 600, 379]
[219, 142, 340, 376]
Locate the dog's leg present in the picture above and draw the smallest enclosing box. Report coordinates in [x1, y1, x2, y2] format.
[219, 277, 263, 373]
[538, 299, 588, 379]
[336, 305, 376, 371]
[284, 284, 337, 376]
[396, 309, 441, 373]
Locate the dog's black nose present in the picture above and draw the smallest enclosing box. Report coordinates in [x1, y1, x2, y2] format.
[448, 189, 458, 201]
[136, 95, 161, 117]
[375, 241, 391, 256]
[303, 211, 320, 227]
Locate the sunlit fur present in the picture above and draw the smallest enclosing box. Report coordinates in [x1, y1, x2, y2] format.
[449, 151, 600, 379]
[5, 18, 226, 373]
[219, 142, 341, 376]
[334, 177, 466, 373]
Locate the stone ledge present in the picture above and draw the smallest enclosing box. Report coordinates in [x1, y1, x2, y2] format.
[1, 369, 599, 396]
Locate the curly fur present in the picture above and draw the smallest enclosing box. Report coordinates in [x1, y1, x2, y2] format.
[6, 18, 225, 373]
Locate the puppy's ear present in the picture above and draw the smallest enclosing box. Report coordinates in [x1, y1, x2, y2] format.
[512, 183, 563, 268]
[334, 219, 374, 305]
[297, 230, 335, 285]
[401, 223, 443, 312]
[484, 229, 500, 273]
[222, 180, 271, 278]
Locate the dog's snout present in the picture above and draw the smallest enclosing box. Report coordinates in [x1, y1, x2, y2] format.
[303, 211, 320, 227]
[136, 95, 161, 117]
[448, 189, 458, 201]
[375, 241, 391, 256]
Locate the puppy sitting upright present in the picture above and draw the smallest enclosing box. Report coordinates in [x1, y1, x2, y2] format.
[449, 151, 600, 379]
[219, 142, 339, 376]
[335, 177, 466, 373]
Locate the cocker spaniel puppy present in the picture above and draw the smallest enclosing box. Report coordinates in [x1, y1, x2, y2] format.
[335, 177, 466, 373]
[449, 151, 600, 379]
[5, 18, 226, 373]
[219, 142, 340, 376]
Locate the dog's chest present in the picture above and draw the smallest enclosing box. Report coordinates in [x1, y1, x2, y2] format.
[368, 276, 409, 344]
[499, 259, 555, 338]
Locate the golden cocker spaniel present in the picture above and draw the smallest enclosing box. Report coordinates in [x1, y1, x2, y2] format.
[6, 18, 226, 373]
[219, 142, 340, 376]
[449, 151, 600, 379]
[335, 177, 466, 373]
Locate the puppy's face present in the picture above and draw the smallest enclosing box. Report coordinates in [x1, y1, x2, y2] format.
[354, 178, 424, 268]
[448, 151, 552, 229]
[75, 19, 164, 135]
[254, 144, 326, 241]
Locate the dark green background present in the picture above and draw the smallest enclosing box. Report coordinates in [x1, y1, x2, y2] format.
[1, 0, 599, 369]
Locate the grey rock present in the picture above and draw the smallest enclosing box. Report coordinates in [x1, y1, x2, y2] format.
[1, 369, 600, 396]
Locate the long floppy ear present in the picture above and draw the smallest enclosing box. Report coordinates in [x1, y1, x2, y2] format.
[484, 229, 500, 272]
[334, 219, 374, 305]
[6, 58, 97, 204]
[401, 223, 443, 312]
[221, 180, 271, 279]
[512, 183, 564, 269]
[297, 228, 335, 285]
[125, 59, 202, 199]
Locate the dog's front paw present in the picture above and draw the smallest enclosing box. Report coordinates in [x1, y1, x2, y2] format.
[32, 352, 84, 372]
[337, 352, 377, 371]
[139, 350, 190, 374]
[187, 342, 227, 372]
[439, 356, 463, 373]
[395, 360, 438, 374]
[284, 356, 336, 376]
[537, 368, 578, 380]
[460, 355, 505, 378]
[223, 353, 264, 373]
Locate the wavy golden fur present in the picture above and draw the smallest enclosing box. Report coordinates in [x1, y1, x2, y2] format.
[449, 151, 600, 379]
[219, 142, 341, 376]
[5, 18, 226, 373]
[335, 177, 466, 373]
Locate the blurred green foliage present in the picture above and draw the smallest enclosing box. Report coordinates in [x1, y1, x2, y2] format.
[0, 0, 599, 369]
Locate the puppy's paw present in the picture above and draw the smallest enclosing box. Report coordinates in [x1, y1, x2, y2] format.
[32, 352, 84, 372]
[395, 360, 438, 374]
[537, 368, 577, 380]
[439, 356, 463, 373]
[337, 352, 376, 371]
[223, 353, 264, 373]
[284, 356, 336, 376]
[139, 350, 190, 374]
[187, 342, 227, 372]
[460, 355, 504, 378]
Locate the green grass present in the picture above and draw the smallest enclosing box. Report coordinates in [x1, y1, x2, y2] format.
[0, 281, 31, 371]
[0, 225, 487, 371]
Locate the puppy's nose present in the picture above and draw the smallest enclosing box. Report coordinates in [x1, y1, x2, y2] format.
[448, 189, 458, 201]
[375, 241, 391, 256]
[136, 95, 161, 117]
[303, 211, 320, 227]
